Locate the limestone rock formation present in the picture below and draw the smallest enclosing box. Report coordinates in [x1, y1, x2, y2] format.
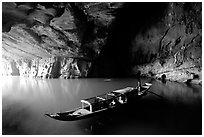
[132, 3, 202, 84]
[2, 2, 202, 84]
[2, 2, 122, 78]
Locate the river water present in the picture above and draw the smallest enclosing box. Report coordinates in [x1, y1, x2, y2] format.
[2, 76, 202, 135]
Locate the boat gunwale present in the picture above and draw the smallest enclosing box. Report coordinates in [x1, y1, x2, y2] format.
[45, 83, 152, 121]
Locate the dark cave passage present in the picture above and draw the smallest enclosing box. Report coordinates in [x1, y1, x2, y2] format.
[90, 3, 169, 77]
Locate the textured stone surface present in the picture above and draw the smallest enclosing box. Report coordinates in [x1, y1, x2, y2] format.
[14, 57, 91, 79]
[2, 2, 122, 78]
[132, 3, 202, 84]
[2, 2, 202, 84]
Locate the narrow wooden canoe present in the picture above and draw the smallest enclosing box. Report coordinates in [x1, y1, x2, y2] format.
[45, 83, 152, 121]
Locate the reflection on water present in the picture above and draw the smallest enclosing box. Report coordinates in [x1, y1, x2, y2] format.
[2, 76, 202, 135]
[149, 80, 201, 105]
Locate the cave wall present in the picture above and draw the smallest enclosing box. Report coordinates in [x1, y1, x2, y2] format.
[2, 2, 123, 78]
[2, 60, 12, 76]
[2, 2, 202, 84]
[14, 57, 91, 79]
[90, 3, 171, 77]
[89, 2, 201, 84]
[131, 2, 202, 84]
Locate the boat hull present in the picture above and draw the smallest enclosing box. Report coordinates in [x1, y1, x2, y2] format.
[45, 83, 151, 121]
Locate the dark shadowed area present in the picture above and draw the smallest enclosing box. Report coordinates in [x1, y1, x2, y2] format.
[90, 3, 169, 77]
[2, 77, 201, 135]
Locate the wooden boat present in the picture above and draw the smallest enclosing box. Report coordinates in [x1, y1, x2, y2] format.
[45, 82, 152, 121]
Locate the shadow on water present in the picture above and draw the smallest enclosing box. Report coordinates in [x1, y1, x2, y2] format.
[2, 77, 202, 135]
[77, 96, 201, 135]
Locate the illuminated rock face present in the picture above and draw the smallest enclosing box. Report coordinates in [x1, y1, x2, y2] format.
[2, 2, 122, 78]
[132, 3, 202, 84]
[14, 57, 91, 79]
[2, 2, 202, 84]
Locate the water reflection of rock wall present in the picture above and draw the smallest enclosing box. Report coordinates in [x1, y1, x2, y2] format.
[149, 79, 201, 105]
[14, 57, 91, 79]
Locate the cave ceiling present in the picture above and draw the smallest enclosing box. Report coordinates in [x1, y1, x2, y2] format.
[2, 2, 124, 62]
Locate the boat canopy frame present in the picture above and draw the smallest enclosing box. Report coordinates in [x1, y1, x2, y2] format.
[79, 85, 151, 113]
[81, 100, 93, 112]
[80, 91, 129, 113]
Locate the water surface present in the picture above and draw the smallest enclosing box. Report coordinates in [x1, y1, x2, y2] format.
[2, 76, 202, 135]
